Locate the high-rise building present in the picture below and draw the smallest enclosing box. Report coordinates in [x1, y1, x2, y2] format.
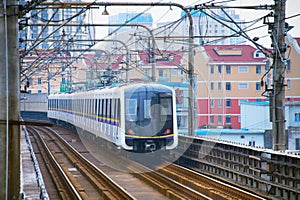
[177, 8, 246, 46]
[19, 0, 90, 50]
[108, 12, 153, 35]
[19, 0, 92, 94]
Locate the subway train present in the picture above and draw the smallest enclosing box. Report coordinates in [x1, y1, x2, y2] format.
[47, 83, 178, 152]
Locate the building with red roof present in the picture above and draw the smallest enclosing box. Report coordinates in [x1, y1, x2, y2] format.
[196, 44, 270, 129]
[196, 42, 300, 129]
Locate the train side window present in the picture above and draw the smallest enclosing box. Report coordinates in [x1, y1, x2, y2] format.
[107, 99, 111, 119]
[85, 99, 87, 114]
[68, 99, 69, 111]
[79, 99, 81, 113]
[94, 99, 97, 116]
[83, 99, 85, 114]
[126, 99, 137, 121]
[103, 99, 106, 118]
[91, 99, 94, 115]
[110, 99, 113, 119]
[87, 99, 90, 115]
[99, 99, 102, 117]
[116, 99, 120, 123]
[100, 99, 103, 118]
[88, 99, 90, 115]
[88, 99, 90, 114]
[88, 99, 91, 115]
[111, 99, 115, 120]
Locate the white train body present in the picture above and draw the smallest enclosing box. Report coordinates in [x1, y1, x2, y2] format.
[48, 83, 178, 152]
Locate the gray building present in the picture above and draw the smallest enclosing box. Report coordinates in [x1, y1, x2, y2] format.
[19, 0, 91, 50]
[177, 8, 246, 46]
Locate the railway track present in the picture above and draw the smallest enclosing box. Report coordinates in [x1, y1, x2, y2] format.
[27, 124, 268, 199]
[27, 126, 135, 200]
[157, 163, 266, 200]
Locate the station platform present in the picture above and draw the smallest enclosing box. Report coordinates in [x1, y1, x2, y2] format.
[20, 126, 47, 199]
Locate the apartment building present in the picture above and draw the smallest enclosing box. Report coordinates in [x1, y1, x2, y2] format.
[196, 39, 300, 129]
[196, 45, 269, 129]
[177, 8, 246, 46]
[286, 35, 300, 101]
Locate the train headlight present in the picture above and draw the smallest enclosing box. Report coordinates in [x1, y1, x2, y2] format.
[163, 128, 171, 135]
[127, 129, 135, 135]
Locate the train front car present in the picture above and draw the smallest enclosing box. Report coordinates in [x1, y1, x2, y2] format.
[122, 84, 178, 152]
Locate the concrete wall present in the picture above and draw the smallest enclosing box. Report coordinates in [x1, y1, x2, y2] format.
[20, 93, 48, 112]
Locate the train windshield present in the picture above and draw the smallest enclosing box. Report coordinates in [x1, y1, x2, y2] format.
[125, 88, 173, 136]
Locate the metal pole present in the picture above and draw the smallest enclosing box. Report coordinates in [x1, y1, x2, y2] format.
[48, 68, 51, 95]
[0, 0, 20, 199]
[272, 0, 286, 150]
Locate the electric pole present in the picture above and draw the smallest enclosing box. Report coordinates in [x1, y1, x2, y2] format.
[0, 0, 20, 199]
[271, 0, 287, 150]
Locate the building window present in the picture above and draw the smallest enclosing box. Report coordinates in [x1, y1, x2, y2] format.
[226, 82, 231, 90]
[159, 69, 163, 77]
[225, 115, 231, 124]
[31, 33, 38, 39]
[37, 78, 42, 84]
[226, 65, 231, 74]
[226, 99, 231, 107]
[286, 59, 291, 72]
[210, 116, 214, 123]
[256, 65, 261, 74]
[295, 113, 300, 122]
[265, 60, 270, 71]
[210, 99, 214, 107]
[42, 43, 49, 49]
[38, 90, 42, 93]
[210, 65, 214, 74]
[296, 138, 300, 150]
[256, 82, 261, 91]
[62, 77, 66, 83]
[171, 69, 179, 75]
[218, 99, 223, 107]
[28, 77, 33, 85]
[218, 65, 222, 74]
[218, 82, 222, 90]
[238, 83, 248, 89]
[211, 82, 214, 90]
[287, 79, 291, 89]
[238, 66, 248, 73]
[218, 115, 222, 124]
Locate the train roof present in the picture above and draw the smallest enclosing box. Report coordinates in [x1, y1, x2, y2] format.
[48, 82, 174, 99]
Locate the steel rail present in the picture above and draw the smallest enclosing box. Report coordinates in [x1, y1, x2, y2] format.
[29, 127, 82, 200]
[43, 126, 136, 200]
